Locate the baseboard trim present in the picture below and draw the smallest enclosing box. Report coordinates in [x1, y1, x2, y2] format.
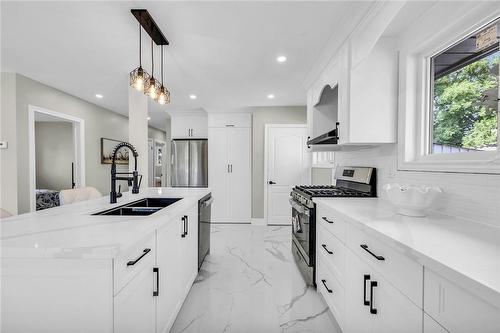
[251, 218, 266, 226]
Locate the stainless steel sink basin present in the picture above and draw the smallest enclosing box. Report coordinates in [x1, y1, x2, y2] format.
[92, 197, 182, 216]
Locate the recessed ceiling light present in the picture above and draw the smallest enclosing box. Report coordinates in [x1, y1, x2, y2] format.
[267, 94, 275, 99]
[95, 94, 103, 99]
[189, 94, 197, 100]
[147, 116, 151, 120]
[276, 56, 287, 63]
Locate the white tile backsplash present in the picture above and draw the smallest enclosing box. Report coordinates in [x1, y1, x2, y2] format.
[334, 144, 500, 228]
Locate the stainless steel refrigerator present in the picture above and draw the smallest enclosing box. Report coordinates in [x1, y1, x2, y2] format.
[171, 139, 208, 187]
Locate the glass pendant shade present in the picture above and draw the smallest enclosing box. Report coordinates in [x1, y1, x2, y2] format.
[129, 66, 150, 92]
[144, 77, 161, 99]
[156, 85, 171, 105]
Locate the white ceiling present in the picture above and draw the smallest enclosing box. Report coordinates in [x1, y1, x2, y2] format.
[1, 1, 373, 130]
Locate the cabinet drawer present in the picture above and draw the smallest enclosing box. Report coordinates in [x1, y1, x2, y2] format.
[114, 233, 155, 295]
[317, 255, 345, 330]
[316, 203, 347, 243]
[348, 224, 422, 306]
[424, 269, 500, 333]
[317, 223, 346, 283]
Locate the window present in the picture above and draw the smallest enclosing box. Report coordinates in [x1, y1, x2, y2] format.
[430, 19, 499, 155]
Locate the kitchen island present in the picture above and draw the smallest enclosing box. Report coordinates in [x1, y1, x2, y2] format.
[1, 187, 211, 333]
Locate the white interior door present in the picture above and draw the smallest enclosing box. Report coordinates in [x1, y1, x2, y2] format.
[266, 125, 310, 225]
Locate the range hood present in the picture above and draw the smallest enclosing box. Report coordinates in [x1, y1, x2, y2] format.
[307, 122, 339, 146]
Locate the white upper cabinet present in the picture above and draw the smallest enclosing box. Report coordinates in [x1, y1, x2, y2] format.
[170, 112, 208, 139]
[307, 1, 403, 150]
[208, 112, 251, 128]
[307, 38, 397, 150]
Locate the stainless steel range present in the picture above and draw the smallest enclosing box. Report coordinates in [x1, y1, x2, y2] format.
[290, 166, 376, 286]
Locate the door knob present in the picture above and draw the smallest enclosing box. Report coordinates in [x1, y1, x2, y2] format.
[268, 181, 276, 185]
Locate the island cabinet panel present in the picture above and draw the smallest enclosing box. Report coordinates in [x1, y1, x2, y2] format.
[1, 258, 114, 333]
[114, 265, 156, 333]
[156, 204, 199, 333]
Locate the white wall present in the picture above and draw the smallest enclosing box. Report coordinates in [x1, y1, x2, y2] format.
[35, 121, 73, 191]
[1, 73, 166, 214]
[252, 106, 307, 218]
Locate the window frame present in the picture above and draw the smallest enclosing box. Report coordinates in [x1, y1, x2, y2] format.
[398, 7, 500, 174]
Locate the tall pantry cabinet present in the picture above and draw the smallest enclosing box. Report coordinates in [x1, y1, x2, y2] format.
[208, 113, 251, 223]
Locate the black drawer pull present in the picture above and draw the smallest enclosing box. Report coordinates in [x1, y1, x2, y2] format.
[321, 244, 333, 254]
[322, 216, 334, 224]
[360, 244, 385, 261]
[181, 216, 186, 238]
[370, 281, 378, 314]
[127, 248, 151, 266]
[321, 279, 333, 293]
[153, 267, 159, 296]
[363, 274, 370, 306]
[184, 215, 188, 236]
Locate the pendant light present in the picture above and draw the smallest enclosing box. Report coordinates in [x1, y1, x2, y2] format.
[156, 45, 171, 105]
[144, 39, 161, 99]
[129, 23, 150, 91]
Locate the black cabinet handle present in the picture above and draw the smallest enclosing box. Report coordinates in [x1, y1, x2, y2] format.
[126, 248, 151, 266]
[322, 216, 334, 224]
[321, 244, 333, 255]
[321, 279, 333, 293]
[184, 215, 189, 236]
[360, 244, 385, 261]
[370, 281, 378, 314]
[363, 274, 370, 306]
[268, 180, 276, 185]
[181, 216, 186, 238]
[153, 267, 159, 296]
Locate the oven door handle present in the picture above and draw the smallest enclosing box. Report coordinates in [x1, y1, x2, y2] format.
[289, 198, 309, 216]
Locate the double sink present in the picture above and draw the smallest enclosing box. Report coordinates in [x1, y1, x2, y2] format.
[93, 197, 182, 216]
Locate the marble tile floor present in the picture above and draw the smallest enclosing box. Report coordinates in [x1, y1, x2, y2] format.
[171, 224, 341, 333]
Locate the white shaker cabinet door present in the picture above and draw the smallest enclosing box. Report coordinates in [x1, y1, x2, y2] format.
[345, 251, 373, 333]
[227, 127, 251, 222]
[114, 266, 155, 333]
[208, 127, 230, 221]
[370, 273, 422, 333]
[424, 314, 448, 333]
[156, 218, 184, 333]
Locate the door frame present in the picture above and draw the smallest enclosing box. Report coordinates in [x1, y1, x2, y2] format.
[28, 105, 86, 212]
[263, 123, 308, 225]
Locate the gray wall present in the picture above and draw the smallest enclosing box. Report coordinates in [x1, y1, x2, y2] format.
[1, 73, 166, 214]
[35, 121, 73, 191]
[0, 73, 18, 215]
[251, 106, 307, 218]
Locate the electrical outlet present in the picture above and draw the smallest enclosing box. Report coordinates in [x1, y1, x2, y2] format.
[0, 141, 8, 149]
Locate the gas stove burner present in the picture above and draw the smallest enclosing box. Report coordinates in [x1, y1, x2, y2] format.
[294, 185, 370, 198]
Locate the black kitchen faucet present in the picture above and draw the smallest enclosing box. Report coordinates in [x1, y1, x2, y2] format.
[110, 142, 141, 204]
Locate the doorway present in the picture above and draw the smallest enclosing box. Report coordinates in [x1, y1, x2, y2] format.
[264, 124, 310, 225]
[28, 105, 85, 211]
[148, 138, 166, 187]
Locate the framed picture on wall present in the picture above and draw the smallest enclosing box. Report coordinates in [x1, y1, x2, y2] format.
[101, 138, 129, 165]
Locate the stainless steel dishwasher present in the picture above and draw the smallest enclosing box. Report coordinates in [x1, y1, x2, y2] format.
[198, 194, 213, 270]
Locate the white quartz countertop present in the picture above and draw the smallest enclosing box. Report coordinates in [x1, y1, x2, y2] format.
[1, 188, 211, 260]
[314, 198, 500, 306]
